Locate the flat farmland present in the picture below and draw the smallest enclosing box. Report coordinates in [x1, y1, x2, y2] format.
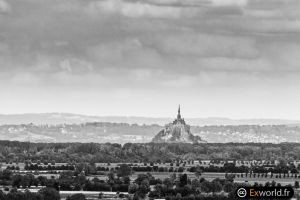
[3, 162, 300, 187]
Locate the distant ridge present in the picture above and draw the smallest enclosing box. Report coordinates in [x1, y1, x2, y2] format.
[0, 113, 299, 126]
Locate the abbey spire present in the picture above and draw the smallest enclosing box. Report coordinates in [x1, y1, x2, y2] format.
[177, 104, 181, 120]
[173, 105, 185, 125]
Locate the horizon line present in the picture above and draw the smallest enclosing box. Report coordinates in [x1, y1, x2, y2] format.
[0, 112, 299, 122]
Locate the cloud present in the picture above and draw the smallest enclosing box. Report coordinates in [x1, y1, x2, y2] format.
[211, 0, 248, 7]
[60, 59, 72, 72]
[10, 72, 42, 86]
[0, 0, 10, 13]
[157, 33, 258, 59]
[86, 0, 182, 18]
[0, 0, 300, 118]
[59, 58, 93, 74]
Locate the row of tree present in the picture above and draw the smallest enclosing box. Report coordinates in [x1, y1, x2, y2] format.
[0, 187, 60, 200]
[1, 140, 300, 164]
[24, 164, 75, 171]
[189, 163, 299, 174]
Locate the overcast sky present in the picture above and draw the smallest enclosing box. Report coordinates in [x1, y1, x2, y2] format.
[0, 0, 300, 119]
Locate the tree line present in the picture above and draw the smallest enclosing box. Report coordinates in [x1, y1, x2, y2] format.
[1, 140, 300, 164]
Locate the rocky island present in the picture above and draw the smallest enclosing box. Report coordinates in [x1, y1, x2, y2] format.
[152, 105, 206, 143]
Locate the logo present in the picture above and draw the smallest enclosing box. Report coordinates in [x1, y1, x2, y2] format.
[237, 188, 247, 198]
[236, 187, 294, 199]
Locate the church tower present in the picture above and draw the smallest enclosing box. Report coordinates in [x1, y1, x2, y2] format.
[173, 104, 185, 125]
[177, 105, 181, 120]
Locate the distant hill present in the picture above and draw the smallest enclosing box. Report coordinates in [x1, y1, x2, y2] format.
[0, 112, 300, 144]
[0, 113, 299, 126]
[0, 122, 299, 144]
[0, 122, 161, 144]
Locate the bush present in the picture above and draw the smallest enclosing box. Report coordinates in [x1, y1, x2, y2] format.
[38, 187, 60, 200]
[66, 193, 86, 200]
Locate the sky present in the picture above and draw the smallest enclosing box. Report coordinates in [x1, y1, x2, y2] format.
[0, 0, 300, 119]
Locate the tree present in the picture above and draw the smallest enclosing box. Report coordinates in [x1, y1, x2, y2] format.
[38, 187, 60, 200]
[163, 178, 172, 188]
[2, 169, 12, 180]
[179, 174, 188, 187]
[135, 174, 149, 185]
[223, 181, 236, 193]
[265, 181, 270, 187]
[98, 192, 104, 199]
[137, 180, 150, 198]
[6, 189, 25, 200]
[271, 180, 276, 187]
[225, 174, 235, 182]
[122, 176, 131, 184]
[12, 174, 22, 188]
[295, 181, 299, 189]
[175, 193, 182, 200]
[74, 174, 86, 190]
[188, 194, 195, 200]
[24, 190, 43, 200]
[200, 180, 211, 193]
[211, 179, 222, 193]
[194, 166, 203, 179]
[181, 185, 193, 197]
[6, 189, 42, 200]
[66, 193, 86, 200]
[117, 164, 132, 177]
[191, 179, 200, 190]
[128, 183, 139, 194]
[0, 191, 6, 200]
[21, 175, 31, 188]
[59, 171, 74, 180]
[153, 184, 163, 198]
[170, 173, 177, 184]
[37, 176, 47, 186]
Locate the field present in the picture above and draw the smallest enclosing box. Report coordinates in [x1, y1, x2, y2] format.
[1, 161, 300, 200]
[3, 162, 300, 186]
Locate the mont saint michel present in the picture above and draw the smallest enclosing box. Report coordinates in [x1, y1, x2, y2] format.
[152, 106, 205, 143]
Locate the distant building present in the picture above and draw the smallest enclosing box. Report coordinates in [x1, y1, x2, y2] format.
[173, 105, 186, 125]
[152, 105, 206, 144]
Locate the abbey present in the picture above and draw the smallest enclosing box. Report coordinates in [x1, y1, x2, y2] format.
[152, 105, 205, 144]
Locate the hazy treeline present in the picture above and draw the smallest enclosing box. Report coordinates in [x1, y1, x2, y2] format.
[1, 123, 300, 143]
[0, 141, 300, 163]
